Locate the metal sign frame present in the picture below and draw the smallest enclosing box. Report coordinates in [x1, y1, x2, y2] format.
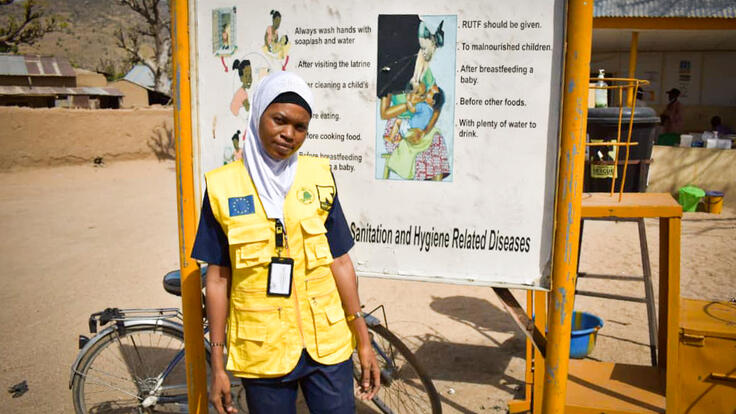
[172, 0, 594, 412]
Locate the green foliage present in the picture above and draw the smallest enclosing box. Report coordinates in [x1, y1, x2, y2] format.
[95, 56, 125, 81]
[0, 0, 62, 53]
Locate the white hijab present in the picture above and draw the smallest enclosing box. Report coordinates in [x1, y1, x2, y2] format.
[243, 71, 314, 222]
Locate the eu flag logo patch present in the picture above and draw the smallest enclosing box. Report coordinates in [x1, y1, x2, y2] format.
[228, 195, 255, 216]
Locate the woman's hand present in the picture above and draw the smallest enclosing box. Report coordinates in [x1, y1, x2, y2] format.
[356, 343, 381, 400]
[210, 369, 237, 414]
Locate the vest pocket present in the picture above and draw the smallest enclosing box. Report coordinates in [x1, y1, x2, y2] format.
[237, 323, 267, 342]
[301, 217, 334, 270]
[227, 223, 271, 269]
[229, 303, 287, 373]
[308, 292, 351, 357]
[305, 268, 335, 297]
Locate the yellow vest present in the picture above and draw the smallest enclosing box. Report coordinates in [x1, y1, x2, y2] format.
[206, 156, 354, 378]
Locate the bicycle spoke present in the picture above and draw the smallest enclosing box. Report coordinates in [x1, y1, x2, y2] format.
[79, 367, 140, 394]
[157, 384, 188, 395]
[355, 324, 441, 413]
[82, 378, 142, 401]
[128, 335, 146, 376]
[73, 324, 196, 414]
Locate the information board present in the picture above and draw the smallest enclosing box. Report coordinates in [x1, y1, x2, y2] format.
[190, 0, 565, 288]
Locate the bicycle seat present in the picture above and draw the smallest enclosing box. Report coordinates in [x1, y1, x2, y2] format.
[163, 265, 208, 296]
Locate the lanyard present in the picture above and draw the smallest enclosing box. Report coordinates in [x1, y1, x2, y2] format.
[275, 219, 286, 258]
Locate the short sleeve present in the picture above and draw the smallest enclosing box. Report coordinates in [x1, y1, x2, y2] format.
[191, 189, 231, 266]
[325, 194, 354, 258]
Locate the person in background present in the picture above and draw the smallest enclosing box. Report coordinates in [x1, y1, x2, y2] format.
[710, 116, 732, 136]
[635, 88, 648, 107]
[661, 88, 683, 133]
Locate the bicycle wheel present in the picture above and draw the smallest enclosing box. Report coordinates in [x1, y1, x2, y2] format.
[71, 323, 204, 413]
[354, 324, 442, 414]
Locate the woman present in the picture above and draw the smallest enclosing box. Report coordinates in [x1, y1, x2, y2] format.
[192, 72, 379, 414]
[263, 10, 281, 53]
[661, 88, 683, 134]
[263, 10, 290, 69]
[410, 20, 444, 91]
[230, 59, 252, 115]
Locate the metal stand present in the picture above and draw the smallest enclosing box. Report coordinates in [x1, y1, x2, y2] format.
[576, 216, 658, 366]
[505, 193, 682, 413]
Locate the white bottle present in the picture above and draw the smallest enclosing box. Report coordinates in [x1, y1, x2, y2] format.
[595, 69, 607, 108]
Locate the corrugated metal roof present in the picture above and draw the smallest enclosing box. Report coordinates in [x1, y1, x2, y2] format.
[0, 86, 124, 97]
[0, 55, 27, 75]
[0, 55, 76, 77]
[123, 64, 156, 89]
[595, 0, 736, 18]
[123, 64, 171, 93]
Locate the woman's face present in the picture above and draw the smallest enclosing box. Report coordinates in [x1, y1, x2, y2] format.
[222, 28, 229, 44]
[273, 16, 281, 29]
[418, 36, 437, 61]
[240, 66, 252, 88]
[258, 102, 310, 160]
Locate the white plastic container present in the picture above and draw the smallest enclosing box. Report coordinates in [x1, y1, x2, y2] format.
[705, 138, 718, 148]
[594, 69, 607, 108]
[717, 139, 732, 149]
[679, 134, 693, 147]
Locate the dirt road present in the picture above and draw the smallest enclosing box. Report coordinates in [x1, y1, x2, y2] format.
[1, 159, 733, 413]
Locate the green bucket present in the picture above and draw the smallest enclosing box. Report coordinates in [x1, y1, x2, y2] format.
[678, 185, 705, 212]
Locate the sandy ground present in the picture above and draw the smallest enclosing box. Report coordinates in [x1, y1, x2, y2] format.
[1, 159, 734, 413]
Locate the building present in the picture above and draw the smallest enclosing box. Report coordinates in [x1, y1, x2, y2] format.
[74, 68, 108, 88]
[0, 55, 123, 109]
[110, 64, 171, 108]
[592, 0, 736, 132]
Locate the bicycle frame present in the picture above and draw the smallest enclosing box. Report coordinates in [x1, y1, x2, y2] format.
[153, 328, 212, 406]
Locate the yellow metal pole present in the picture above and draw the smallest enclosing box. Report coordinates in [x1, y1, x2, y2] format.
[172, 1, 208, 412]
[541, 0, 594, 412]
[627, 31, 639, 106]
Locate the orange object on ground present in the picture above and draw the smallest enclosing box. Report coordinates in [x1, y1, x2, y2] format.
[704, 191, 724, 214]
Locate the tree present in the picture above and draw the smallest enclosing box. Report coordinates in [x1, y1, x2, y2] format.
[115, 0, 171, 94]
[0, 0, 60, 53]
[95, 57, 124, 82]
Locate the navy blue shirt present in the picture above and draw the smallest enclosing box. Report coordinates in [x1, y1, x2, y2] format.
[191, 190, 354, 267]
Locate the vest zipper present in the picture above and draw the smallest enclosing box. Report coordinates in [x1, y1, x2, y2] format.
[283, 225, 307, 349]
[292, 277, 307, 349]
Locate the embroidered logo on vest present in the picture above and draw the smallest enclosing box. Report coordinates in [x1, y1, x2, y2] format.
[316, 185, 335, 211]
[297, 187, 315, 205]
[228, 195, 255, 216]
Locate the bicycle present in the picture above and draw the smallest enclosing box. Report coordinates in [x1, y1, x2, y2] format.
[70, 267, 442, 413]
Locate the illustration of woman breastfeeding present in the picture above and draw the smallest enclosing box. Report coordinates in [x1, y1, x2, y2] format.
[376, 15, 452, 181]
[263, 10, 291, 70]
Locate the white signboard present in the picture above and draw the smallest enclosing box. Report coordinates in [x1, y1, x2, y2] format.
[190, 0, 565, 288]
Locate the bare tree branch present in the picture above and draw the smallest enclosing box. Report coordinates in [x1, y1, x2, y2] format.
[115, 0, 171, 94]
[0, 0, 60, 53]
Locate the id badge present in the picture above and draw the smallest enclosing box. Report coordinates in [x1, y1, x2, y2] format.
[267, 257, 293, 297]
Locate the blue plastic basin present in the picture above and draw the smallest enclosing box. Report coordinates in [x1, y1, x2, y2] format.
[569, 311, 603, 359]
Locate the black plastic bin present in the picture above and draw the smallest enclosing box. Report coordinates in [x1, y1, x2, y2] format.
[584, 107, 660, 193]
